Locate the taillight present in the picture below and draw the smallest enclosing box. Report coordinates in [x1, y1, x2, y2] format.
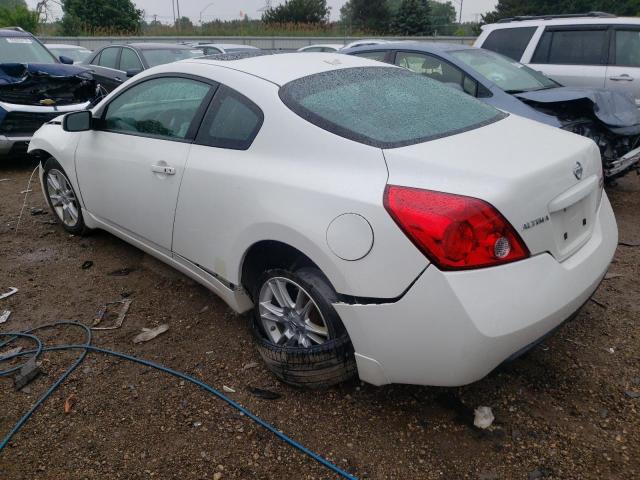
[384, 185, 530, 270]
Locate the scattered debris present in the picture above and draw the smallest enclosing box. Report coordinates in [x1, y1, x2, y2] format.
[38, 219, 56, 225]
[473, 406, 495, 430]
[590, 297, 607, 309]
[108, 267, 135, 277]
[566, 338, 588, 348]
[242, 362, 259, 370]
[222, 385, 236, 393]
[133, 324, 169, 344]
[606, 347, 615, 354]
[198, 306, 209, 314]
[213, 472, 222, 480]
[604, 272, 623, 280]
[20, 189, 32, 194]
[247, 387, 281, 400]
[63, 394, 77, 414]
[0, 178, 10, 182]
[0, 287, 18, 300]
[0, 310, 11, 324]
[0, 346, 22, 360]
[624, 391, 640, 399]
[14, 358, 41, 391]
[81, 260, 94, 270]
[29, 207, 45, 216]
[120, 291, 133, 298]
[193, 421, 203, 428]
[93, 299, 132, 330]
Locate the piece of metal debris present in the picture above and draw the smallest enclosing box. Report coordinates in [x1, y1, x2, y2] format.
[0, 346, 22, 360]
[222, 385, 236, 393]
[30, 207, 45, 215]
[81, 260, 93, 270]
[133, 324, 169, 344]
[590, 297, 607, 309]
[14, 358, 41, 391]
[473, 406, 495, 429]
[108, 267, 135, 276]
[242, 362, 259, 370]
[93, 299, 132, 331]
[0, 310, 11, 324]
[0, 287, 18, 300]
[247, 387, 281, 400]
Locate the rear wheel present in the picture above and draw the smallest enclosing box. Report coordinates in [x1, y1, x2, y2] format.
[251, 267, 357, 389]
[42, 157, 89, 235]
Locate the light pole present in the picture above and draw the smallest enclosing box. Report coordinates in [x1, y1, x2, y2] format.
[199, 2, 216, 25]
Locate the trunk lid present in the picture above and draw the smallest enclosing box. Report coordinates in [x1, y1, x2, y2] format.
[383, 114, 603, 263]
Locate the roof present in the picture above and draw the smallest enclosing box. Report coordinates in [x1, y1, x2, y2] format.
[0, 28, 32, 37]
[483, 15, 640, 30]
[344, 41, 474, 54]
[126, 43, 200, 50]
[45, 43, 90, 50]
[199, 43, 259, 49]
[185, 52, 393, 86]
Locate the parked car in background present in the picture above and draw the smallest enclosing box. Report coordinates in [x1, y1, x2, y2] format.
[29, 52, 616, 389]
[475, 12, 640, 107]
[198, 43, 259, 55]
[0, 27, 97, 157]
[83, 43, 203, 93]
[345, 42, 640, 180]
[343, 39, 389, 49]
[297, 44, 343, 52]
[46, 44, 92, 64]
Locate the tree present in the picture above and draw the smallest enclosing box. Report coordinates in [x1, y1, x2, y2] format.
[175, 16, 193, 31]
[340, 0, 391, 33]
[0, 3, 38, 32]
[391, 0, 432, 35]
[262, 0, 330, 24]
[483, 0, 640, 24]
[61, 0, 143, 35]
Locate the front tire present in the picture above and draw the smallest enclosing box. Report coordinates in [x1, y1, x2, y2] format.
[42, 157, 89, 235]
[251, 268, 357, 389]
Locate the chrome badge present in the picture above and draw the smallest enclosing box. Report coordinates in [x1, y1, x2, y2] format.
[573, 162, 584, 180]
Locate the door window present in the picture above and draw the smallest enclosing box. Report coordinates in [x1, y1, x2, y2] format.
[532, 28, 608, 65]
[482, 27, 537, 61]
[120, 48, 143, 71]
[104, 77, 212, 140]
[97, 47, 120, 69]
[196, 86, 263, 150]
[614, 30, 640, 67]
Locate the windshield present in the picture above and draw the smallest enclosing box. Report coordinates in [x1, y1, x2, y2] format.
[450, 48, 558, 93]
[48, 47, 91, 63]
[0, 36, 57, 64]
[141, 48, 203, 67]
[280, 67, 505, 148]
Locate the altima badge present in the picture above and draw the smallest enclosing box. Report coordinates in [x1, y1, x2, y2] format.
[573, 162, 583, 180]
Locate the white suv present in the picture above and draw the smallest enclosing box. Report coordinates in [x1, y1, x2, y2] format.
[475, 13, 640, 106]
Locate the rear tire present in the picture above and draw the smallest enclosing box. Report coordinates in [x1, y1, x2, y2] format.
[42, 157, 90, 235]
[251, 267, 357, 389]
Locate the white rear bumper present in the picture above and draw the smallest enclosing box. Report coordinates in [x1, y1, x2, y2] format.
[335, 194, 618, 387]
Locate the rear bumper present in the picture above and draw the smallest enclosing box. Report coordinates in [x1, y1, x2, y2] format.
[334, 194, 618, 387]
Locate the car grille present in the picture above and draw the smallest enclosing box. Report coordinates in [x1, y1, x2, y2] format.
[0, 111, 61, 136]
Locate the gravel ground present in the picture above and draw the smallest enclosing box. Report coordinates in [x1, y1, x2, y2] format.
[0, 159, 638, 480]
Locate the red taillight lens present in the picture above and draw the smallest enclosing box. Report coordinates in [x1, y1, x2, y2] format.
[384, 185, 530, 270]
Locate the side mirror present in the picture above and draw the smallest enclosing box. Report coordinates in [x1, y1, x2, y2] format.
[63, 110, 92, 132]
[126, 69, 142, 78]
[59, 55, 74, 65]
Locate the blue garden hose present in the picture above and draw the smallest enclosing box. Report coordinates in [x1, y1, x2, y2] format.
[0, 322, 358, 480]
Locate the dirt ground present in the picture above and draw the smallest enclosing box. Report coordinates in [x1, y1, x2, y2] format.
[0, 158, 638, 480]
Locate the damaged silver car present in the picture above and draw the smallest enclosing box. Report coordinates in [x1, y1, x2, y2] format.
[0, 27, 99, 157]
[345, 43, 640, 181]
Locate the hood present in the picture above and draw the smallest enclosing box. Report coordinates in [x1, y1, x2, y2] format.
[514, 87, 640, 133]
[0, 62, 97, 107]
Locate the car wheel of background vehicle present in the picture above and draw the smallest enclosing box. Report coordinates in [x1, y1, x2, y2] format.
[251, 267, 357, 389]
[42, 157, 89, 235]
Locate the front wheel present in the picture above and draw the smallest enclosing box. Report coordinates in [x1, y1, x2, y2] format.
[42, 157, 89, 235]
[251, 268, 357, 389]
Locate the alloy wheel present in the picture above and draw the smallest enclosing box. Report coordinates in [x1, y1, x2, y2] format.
[46, 169, 79, 227]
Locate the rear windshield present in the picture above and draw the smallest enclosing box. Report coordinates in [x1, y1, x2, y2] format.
[279, 67, 505, 148]
[141, 48, 203, 67]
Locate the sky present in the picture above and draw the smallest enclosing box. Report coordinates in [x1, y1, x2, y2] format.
[29, 0, 498, 24]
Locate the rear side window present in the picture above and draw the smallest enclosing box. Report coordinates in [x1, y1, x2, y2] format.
[481, 27, 536, 61]
[532, 29, 608, 65]
[98, 47, 119, 69]
[280, 67, 505, 149]
[196, 86, 263, 150]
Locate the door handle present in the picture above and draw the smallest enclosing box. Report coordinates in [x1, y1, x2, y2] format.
[609, 74, 634, 81]
[151, 164, 176, 175]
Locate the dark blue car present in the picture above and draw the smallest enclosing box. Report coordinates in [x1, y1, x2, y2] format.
[343, 42, 640, 180]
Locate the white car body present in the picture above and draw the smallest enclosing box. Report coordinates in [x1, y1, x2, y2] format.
[297, 44, 344, 52]
[198, 43, 259, 54]
[476, 15, 640, 106]
[28, 53, 617, 387]
[342, 39, 389, 49]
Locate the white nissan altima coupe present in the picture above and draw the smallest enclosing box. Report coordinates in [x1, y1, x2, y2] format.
[28, 52, 617, 389]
